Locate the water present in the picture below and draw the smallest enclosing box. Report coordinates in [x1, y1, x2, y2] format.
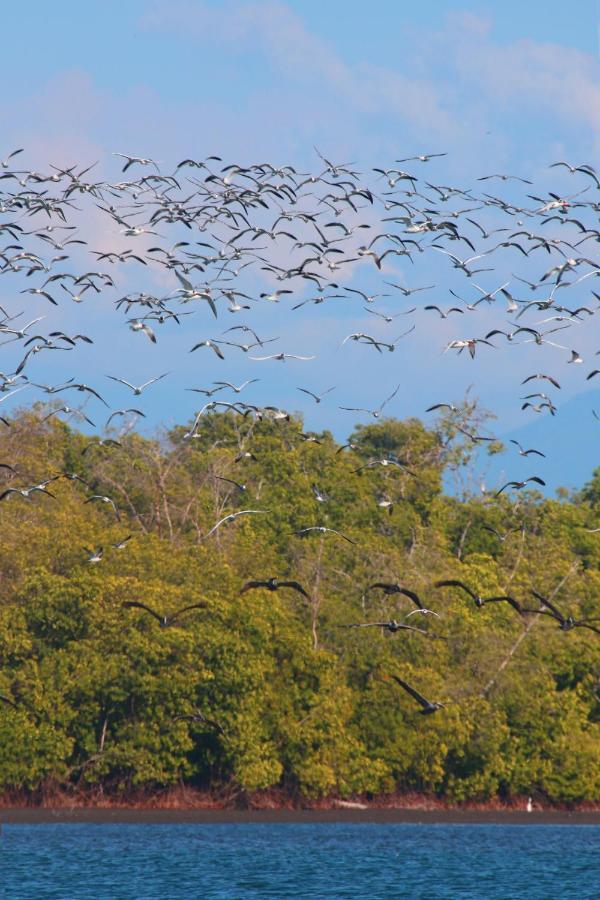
[3, 823, 600, 899]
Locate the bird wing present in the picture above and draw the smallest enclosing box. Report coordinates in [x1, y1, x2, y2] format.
[485, 596, 523, 614]
[280, 581, 310, 598]
[435, 580, 478, 601]
[530, 590, 564, 620]
[169, 603, 206, 623]
[122, 601, 162, 622]
[106, 376, 134, 389]
[575, 623, 600, 635]
[240, 581, 266, 593]
[330, 529, 358, 544]
[390, 675, 430, 708]
[396, 587, 425, 609]
[0, 488, 21, 500]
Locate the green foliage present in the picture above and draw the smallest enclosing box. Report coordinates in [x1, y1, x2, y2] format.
[0, 410, 598, 803]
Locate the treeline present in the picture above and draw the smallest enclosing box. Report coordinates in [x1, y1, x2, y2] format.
[0, 404, 599, 804]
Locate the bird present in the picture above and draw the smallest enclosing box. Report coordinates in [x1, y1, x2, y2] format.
[339, 384, 400, 419]
[291, 526, 357, 544]
[249, 353, 315, 362]
[215, 475, 247, 493]
[84, 495, 120, 519]
[173, 709, 225, 734]
[340, 620, 434, 636]
[81, 439, 122, 455]
[106, 374, 168, 396]
[426, 402, 458, 413]
[509, 440, 546, 458]
[113, 153, 161, 172]
[105, 409, 146, 428]
[495, 477, 546, 496]
[122, 601, 206, 627]
[1, 148, 24, 168]
[212, 379, 259, 393]
[396, 153, 447, 163]
[0, 483, 56, 502]
[84, 547, 104, 564]
[435, 580, 523, 614]
[240, 578, 310, 598]
[297, 386, 335, 404]
[388, 675, 444, 714]
[189, 339, 225, 359]
[203, 510, 268, 539]
[481, 525, 522, 543]
[521, 591, 600, 634]
[424, 305, 464, 318]
[127, 319, 156, 343]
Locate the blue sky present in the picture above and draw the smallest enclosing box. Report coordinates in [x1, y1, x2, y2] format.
[1, 1, 599, 492]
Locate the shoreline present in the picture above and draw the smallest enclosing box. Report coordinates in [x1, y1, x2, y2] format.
[3, 807, 600, 825]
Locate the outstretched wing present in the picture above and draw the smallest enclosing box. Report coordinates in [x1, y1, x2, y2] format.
[331, 529, 358, 544]
[0, 694, 17, 708]
[485, 595, 523, 614]
[279, 581, 310, 598]
[122, 601, 162, 622]
[390, 675, 430, 709]
[396, 587, 425, 609]
[240, 580, 267, 594]
[435, 580, 478, 602]
[169, 603, 206, 624]
[530, 590, 564, 620]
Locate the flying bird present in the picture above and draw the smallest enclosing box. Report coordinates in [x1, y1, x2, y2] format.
[240, 578, 310, 598]
[495, 477, 546, 496]
[203, 509, 268, 539]
[388, 675, 444, 714]
[122, 601, 206, 627]
[435, 580, 523, 614]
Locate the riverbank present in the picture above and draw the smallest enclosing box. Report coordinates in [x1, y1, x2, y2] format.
[3, 807, 600, 824]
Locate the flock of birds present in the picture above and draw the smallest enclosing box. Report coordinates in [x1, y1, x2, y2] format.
[0, 145, 599, 720]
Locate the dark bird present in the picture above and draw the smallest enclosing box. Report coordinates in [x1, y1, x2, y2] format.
[340, 620, 435, 636]
[240, 578, 310, 598]
[173, 709, 225, 734]
[435, 580, 523, 614]
[509, 440, 546, 458]
[388, 675, 444, 714]
[495, 477, 546, 496]
[297, 386, 335, 404]
[481, 525, 522, 543]
[522, 591, 600, 635]
[215, 475, 247, 493]
[122, 601, 206, 627]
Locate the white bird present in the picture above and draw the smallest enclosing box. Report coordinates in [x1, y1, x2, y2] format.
[106, 374, 169, 396]
[249, 353, 315, 362]
[113, 153, 161, 172]
[203, 509, 268, 540]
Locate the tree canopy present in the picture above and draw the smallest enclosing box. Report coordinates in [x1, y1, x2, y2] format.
[0, 407, 599, 804]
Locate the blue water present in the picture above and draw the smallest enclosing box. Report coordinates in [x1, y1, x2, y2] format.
[3, 823, 600, 899]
